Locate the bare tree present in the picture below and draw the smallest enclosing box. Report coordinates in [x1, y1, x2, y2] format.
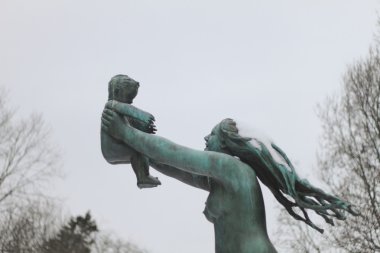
[275, 46, 380, 252]
[0, 91, 148, 252]
[0, 89, 60, 210]
[0, 199, 62, 253]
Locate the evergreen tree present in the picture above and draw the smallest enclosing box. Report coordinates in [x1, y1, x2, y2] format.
[41, 212, 98, 253]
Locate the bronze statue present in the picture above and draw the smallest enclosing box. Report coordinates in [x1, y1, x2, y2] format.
[101, 74, 161, 188]
[101, 75, 358, 253]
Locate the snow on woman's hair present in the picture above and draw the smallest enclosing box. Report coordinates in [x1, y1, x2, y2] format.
[234, 119, 289, 168]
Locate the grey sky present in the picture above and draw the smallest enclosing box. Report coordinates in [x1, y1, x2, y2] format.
[1, 1, 379, 252]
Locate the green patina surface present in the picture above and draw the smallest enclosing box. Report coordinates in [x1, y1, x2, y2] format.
[101, 74, 161, 189]
[101, 75, 358, 253]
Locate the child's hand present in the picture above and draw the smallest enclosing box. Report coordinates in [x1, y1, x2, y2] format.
[138, 110, 155, 125]
[147, 122, 157, 134]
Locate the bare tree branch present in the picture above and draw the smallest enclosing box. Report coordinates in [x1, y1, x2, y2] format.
[0, 89, 61, 211]
[275, 43, 380, 252]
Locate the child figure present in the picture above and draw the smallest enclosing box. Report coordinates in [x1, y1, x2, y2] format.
[101, 74, 161, 188]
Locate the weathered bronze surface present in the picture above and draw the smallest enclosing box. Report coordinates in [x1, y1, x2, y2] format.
[101, 75, 358, 253]
[101, 74, 160, 188]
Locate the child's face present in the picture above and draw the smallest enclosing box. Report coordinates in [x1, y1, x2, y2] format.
[118, 81, 140, 103]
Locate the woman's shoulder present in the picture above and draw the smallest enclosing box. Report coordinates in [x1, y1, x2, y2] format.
[207, 151, 257, 189]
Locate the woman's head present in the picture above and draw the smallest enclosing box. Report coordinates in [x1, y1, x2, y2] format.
[204, 118, 251, 155]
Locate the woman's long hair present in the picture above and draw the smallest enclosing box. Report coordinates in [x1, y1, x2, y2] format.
[216, 118, 358, 233]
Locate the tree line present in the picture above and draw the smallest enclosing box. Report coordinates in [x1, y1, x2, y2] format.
[275, 23, 380, 253]
[0, 90, 147, 253]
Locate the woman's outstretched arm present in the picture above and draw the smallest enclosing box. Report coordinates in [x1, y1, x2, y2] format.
[149, 160, 210, 191]
[102, 108, 238, 185]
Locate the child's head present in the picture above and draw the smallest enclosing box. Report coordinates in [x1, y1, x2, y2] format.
[108, 74, 140, 103]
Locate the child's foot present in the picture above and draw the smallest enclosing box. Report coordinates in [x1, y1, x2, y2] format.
[137, 175, 161, 189]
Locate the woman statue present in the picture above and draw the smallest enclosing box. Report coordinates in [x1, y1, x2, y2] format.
[101, 104, 358, 253]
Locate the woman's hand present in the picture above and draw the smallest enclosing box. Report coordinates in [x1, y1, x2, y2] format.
[101, 108, 130, 141]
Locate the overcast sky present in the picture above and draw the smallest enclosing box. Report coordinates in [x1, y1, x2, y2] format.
[1, 1, 379, 252]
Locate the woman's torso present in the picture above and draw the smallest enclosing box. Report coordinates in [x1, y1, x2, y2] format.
[204, 158, 277, 253]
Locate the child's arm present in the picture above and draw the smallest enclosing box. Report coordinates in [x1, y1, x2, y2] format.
[106, 100, 155, 126]
[128, 117, 157, 134]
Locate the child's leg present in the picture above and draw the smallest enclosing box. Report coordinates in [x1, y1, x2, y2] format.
[131, 153, 161, 189]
